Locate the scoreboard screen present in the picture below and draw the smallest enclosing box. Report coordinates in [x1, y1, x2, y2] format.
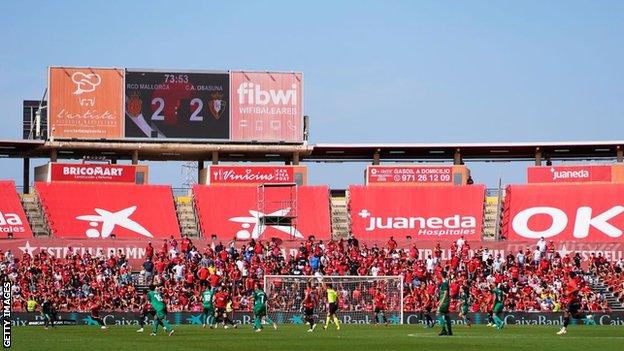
[125, 70, 229, 139]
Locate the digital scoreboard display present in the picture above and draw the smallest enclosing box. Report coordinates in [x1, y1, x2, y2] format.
[125, 70, 229, 139]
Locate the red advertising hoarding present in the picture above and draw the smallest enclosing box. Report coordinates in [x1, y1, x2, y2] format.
[230, 71, 303, 142]
[367, 165, 454, 184]
[4, 238, 623, 268]
[193, 185, 330, 241]
[527, 165, 612, 183]
[0, 181, 33, 237]
[35, 182, 180, 239]
[48, 67, 124, 139]
[207, 165, 295, 185]
[348, 185, 485, 241]
[503, 183, 624, 242]
[50, 163, 136, 183]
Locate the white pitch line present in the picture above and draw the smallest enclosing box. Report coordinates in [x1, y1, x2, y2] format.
[406, 333, 624, 339]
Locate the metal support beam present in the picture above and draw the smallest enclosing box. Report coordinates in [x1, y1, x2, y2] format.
[292, 152, 300, 165]
[110, 158, 117, 164]
[535, 148, 542, 166]
[23, 158, 30, 194]
[618, 146, 623, 163]
[198, 160, 204, 182]
[373, 149, 380, 165]
[132, 150, 139, 165]
[211, 151, 219, 165]
[453, 149, 461, 165]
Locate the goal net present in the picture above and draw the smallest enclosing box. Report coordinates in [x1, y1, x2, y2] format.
[263, 275, 404, 325]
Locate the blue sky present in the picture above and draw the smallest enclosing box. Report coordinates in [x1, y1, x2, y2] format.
[1, 0, 622, 188]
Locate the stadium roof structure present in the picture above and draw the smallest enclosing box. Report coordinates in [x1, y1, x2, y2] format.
[1, 139, 623, 164]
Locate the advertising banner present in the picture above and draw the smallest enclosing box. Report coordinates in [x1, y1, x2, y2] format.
[206, 165, 295, 185]
[34, 182, 180, 239]
[125, 70, 229, 139]
[503, 183, 624, 242]
[6, 311, 624, 327]
[49, 163, 136, 183]
[367, 165, 454, 185]
[0, 181, 33, 237]
[193, 185, 330, 241]
[230, 71, 303, 142]
[3, 238, 623, 269]
[527, 165, 612, 183]
[348, 185, 485, 241]
[48, 67, 124, 139]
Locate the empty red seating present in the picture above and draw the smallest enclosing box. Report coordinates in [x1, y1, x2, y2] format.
[193, 185, 331, 241]
[0, 180, 32, 238]
[35, 182, 180, 239]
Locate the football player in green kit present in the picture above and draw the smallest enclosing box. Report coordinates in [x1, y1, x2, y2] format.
[252, 283, 278, 332]
[437, 271, 453, 336]
[147, 285, 174, 336]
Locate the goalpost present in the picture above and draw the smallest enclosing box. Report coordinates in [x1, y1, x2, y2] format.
[263, 275, 404, 325]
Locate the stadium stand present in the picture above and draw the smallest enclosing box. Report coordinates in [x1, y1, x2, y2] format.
[4, 235, 615, 314]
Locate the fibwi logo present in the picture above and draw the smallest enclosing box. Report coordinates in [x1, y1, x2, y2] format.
[228, 208, 303, 240]
[356, 209, 477, 236]
[236, 82, 298, 106]
[76, 206, 153, 238]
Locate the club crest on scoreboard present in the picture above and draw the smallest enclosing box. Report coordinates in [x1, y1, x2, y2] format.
[208, 92, 227, 119]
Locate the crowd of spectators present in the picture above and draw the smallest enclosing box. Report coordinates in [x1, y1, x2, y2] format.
[3, 235, 621, 314]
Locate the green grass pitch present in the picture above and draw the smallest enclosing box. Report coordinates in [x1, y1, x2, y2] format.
[9, 324, 624, 351]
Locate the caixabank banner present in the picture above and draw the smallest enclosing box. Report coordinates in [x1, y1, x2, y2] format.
[0, 181, 32, 237]
[7, 312, 624, 327]
[193, 185, 331, 241]
[34, 182, 180, 239]
[125, 70, 230, 139]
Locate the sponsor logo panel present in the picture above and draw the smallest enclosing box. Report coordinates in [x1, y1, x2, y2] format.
[505, 184, 624, 241]
[7, 312, 624, 326]
[34, 182, 179, 239]
[367, 166, 453, 184]
[0, 181, 32, 237]
[230, 71, 303, 142]
[208, 165, 295, 184]
[48, 67, 124, 139]
[527, 165, 612, 183]
[50, 163, 136, 183]
[193, 185, 330, 241]
[348, 185, 485, 241]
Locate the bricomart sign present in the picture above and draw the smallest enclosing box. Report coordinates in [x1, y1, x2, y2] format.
[47, 67, 304, 143]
